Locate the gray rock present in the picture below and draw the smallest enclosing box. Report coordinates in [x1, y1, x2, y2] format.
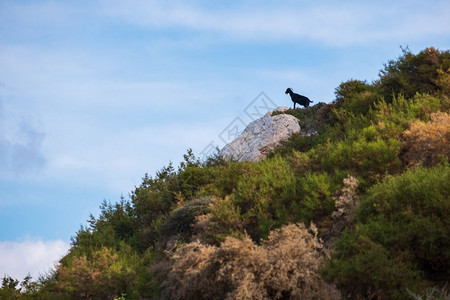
[273, 106, 290, 113]
[220, 109, 300, 162]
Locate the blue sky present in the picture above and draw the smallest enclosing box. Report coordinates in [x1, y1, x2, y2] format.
[1, 0, 449, 280]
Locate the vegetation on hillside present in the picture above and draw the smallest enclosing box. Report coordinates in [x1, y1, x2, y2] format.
[2, 47, 449, 299]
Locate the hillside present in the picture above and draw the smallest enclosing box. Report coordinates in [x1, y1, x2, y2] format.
[2, 47, 450, 299]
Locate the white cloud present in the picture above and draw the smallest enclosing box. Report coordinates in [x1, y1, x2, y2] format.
[101, 0, 450, 46]
[0, 238, 69, 280]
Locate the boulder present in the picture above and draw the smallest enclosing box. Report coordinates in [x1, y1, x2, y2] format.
[220, 108, 300, 162]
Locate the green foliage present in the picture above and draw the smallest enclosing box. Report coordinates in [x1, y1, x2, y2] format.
[210, 156, 298, 240]
[131, 164, 178, 247]
[208, 157, 341, 241]
[69, 198, 136, 256]
[43, 243, 158, 299]
[268, 132, 315, 157]
[160, 196, 213, 239]
[292, 172, 337, 222]
[0, 274, 40, 299]
[374, 94, 445, 138]
[335, 79, 378, 115]
[323, 225, 426, 299]
[323, 164, 450, 299]
[1, 275, 21, 299]
[197, 161, 247, 198]
[318, 134, 402, 183]
[335, 79, 373, 102]
[377, 47, 450, 102]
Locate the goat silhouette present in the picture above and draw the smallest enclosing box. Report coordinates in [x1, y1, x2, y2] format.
[285, 88, 313, 109]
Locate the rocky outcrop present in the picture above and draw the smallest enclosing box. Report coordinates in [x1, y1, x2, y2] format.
[220, 108, 300, 162]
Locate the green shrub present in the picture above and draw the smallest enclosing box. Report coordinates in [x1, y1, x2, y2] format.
[317, 134, 401, 184]
[291, 172, 336, 222]
[335, 79, 374, 102]
[324, 164, 450, 299]
[377, 47, 450, 102]
[197, 161, 248, 198]
[44, 243, 157, 299]
[335, 79, 378, 116]
[235, 156, 298, 240]
[374, 94, 445, 140]
[208, 156, 298, 241]
[269, 132, 315, 157]
[160, 197, 213, 239]
[323, 226, 427, 299]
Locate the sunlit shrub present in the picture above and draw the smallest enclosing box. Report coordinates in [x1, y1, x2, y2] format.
[402, 112, 450, 167]
[374, 94, 444, 139]
[197, 161, 248, 198]
[318, 135, 401, 183]
[49, 244, 156, 299]
[156, 224, 340, 300]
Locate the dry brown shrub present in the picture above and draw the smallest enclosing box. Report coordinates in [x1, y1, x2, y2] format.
[190, 213, 214, 244]
[402, 112, 450, 167]
[321, 175, 359, 250]
[156, 224, 340, 300]
[331, 175, 359, 221]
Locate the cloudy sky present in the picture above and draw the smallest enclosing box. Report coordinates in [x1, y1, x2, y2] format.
[1, 0, 449, 280]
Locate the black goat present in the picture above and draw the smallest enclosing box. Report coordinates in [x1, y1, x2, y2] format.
[285, 88, 313, 109]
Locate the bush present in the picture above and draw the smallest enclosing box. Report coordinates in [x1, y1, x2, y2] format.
[334, 79, 378, 115]
[160, 196, 213, 240]
[324, 164, 450, 299]
[402, 112, 450, 167]
[210, 155, 298, 241]
[317, 134, 402, 183]
[374, 94, 445, 140]
[47, 244, 157, 299]
[269, 132, 316, 157]
[155, 223, 340, 300]
[291, 172, 337, 222]
[377, 47, 450, 102]
[197, 161, 248, 198]
[323, 226, 427, 300]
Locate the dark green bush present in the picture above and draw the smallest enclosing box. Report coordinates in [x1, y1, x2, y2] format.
[269, 132, 315, 157]
[291, 172, 336, 222]
[324, 163, 450, 299]
[335, 79, 374, 102]
[334, 79, 378, 115]
[160, 197, 213, 239]
[377, 47, 450, 102]
[209, 156, 342, 241]
[323, 225, 427, 299]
